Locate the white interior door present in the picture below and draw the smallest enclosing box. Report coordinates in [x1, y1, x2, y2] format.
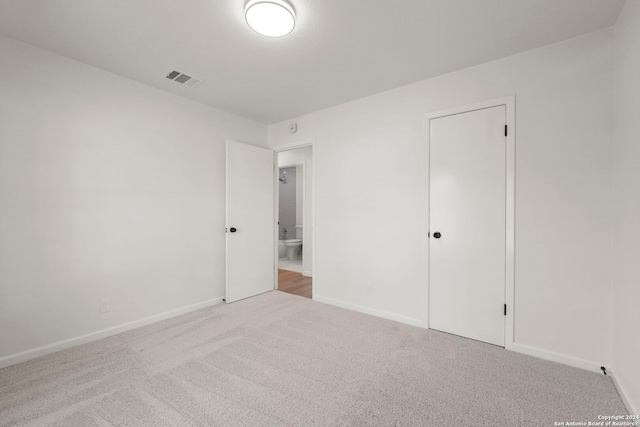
[226, 140, 274, 303]
[429, 106, 506, 346]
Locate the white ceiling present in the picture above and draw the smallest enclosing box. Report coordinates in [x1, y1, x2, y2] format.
[0, 0, 625, 124]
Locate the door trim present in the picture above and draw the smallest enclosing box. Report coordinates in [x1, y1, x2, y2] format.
[272, 138, 315, 300]
[424, 96, 515, 350]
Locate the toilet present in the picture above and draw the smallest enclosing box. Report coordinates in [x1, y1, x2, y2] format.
[284, 239, 302, 260]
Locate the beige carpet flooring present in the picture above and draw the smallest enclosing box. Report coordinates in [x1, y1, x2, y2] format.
[0, 291, 627, 426]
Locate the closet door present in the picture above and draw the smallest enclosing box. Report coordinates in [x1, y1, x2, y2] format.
[429, 106, 506, 346]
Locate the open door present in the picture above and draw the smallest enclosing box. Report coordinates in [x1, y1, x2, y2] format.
[225, 140, 275, 303]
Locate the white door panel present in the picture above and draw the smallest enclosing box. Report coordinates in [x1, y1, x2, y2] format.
[226, 140, 274, 303]
[429, 106, 506, 346]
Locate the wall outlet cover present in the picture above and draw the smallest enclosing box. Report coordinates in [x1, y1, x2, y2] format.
[101, 298, 111, 313]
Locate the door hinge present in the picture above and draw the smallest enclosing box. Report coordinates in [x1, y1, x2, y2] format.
[504, 125, 508, 137]
[504, 304, 507, 316]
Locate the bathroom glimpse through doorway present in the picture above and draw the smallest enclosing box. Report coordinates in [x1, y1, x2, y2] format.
[275, 144, 313, 299]
[278, 165, 302, 273]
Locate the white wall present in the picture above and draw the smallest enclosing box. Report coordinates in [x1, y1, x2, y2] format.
[0, 34, 267, 365]
[612, 0, 640, 414]
[277, 146, 313, 276]
[269, 30, 614, 369]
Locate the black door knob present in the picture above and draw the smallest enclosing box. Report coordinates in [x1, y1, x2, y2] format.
[229, 227, 237, 233]
[433, 232, 441, 239]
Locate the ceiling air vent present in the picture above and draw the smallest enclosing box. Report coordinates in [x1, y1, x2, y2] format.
[165, 69, 202, 88]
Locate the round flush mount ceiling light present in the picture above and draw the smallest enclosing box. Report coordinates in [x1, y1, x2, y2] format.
[245, 0, 296, 37]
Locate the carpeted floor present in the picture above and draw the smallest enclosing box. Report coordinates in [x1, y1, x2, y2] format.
[0, 291, 627, 426]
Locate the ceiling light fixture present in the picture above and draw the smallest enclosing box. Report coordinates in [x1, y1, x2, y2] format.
[245, 0, 296, 37]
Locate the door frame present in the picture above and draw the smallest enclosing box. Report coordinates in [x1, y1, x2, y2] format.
[271, 138, 316, 299]
[424, 96, 515, 350]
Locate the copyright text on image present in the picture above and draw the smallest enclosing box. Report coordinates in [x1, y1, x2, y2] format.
[554, 414, 640, 426]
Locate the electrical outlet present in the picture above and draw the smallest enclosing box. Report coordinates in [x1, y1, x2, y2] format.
[101, 298, 111, 313]
[366, 283, 373, 295]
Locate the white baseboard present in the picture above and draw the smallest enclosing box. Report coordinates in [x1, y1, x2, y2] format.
[609, 370, 640, 420]
[512, 342, 608, 374]
[313, 295, 424, 328]
[0, 297, 224, 369]
[302, 270, 313, 277]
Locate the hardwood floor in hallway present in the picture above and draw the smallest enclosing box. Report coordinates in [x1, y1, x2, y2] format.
[278, 269, 312, 299]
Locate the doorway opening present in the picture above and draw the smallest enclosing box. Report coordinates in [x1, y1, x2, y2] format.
[275, 144, 313, 299]
[278, 165, 302, 273]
